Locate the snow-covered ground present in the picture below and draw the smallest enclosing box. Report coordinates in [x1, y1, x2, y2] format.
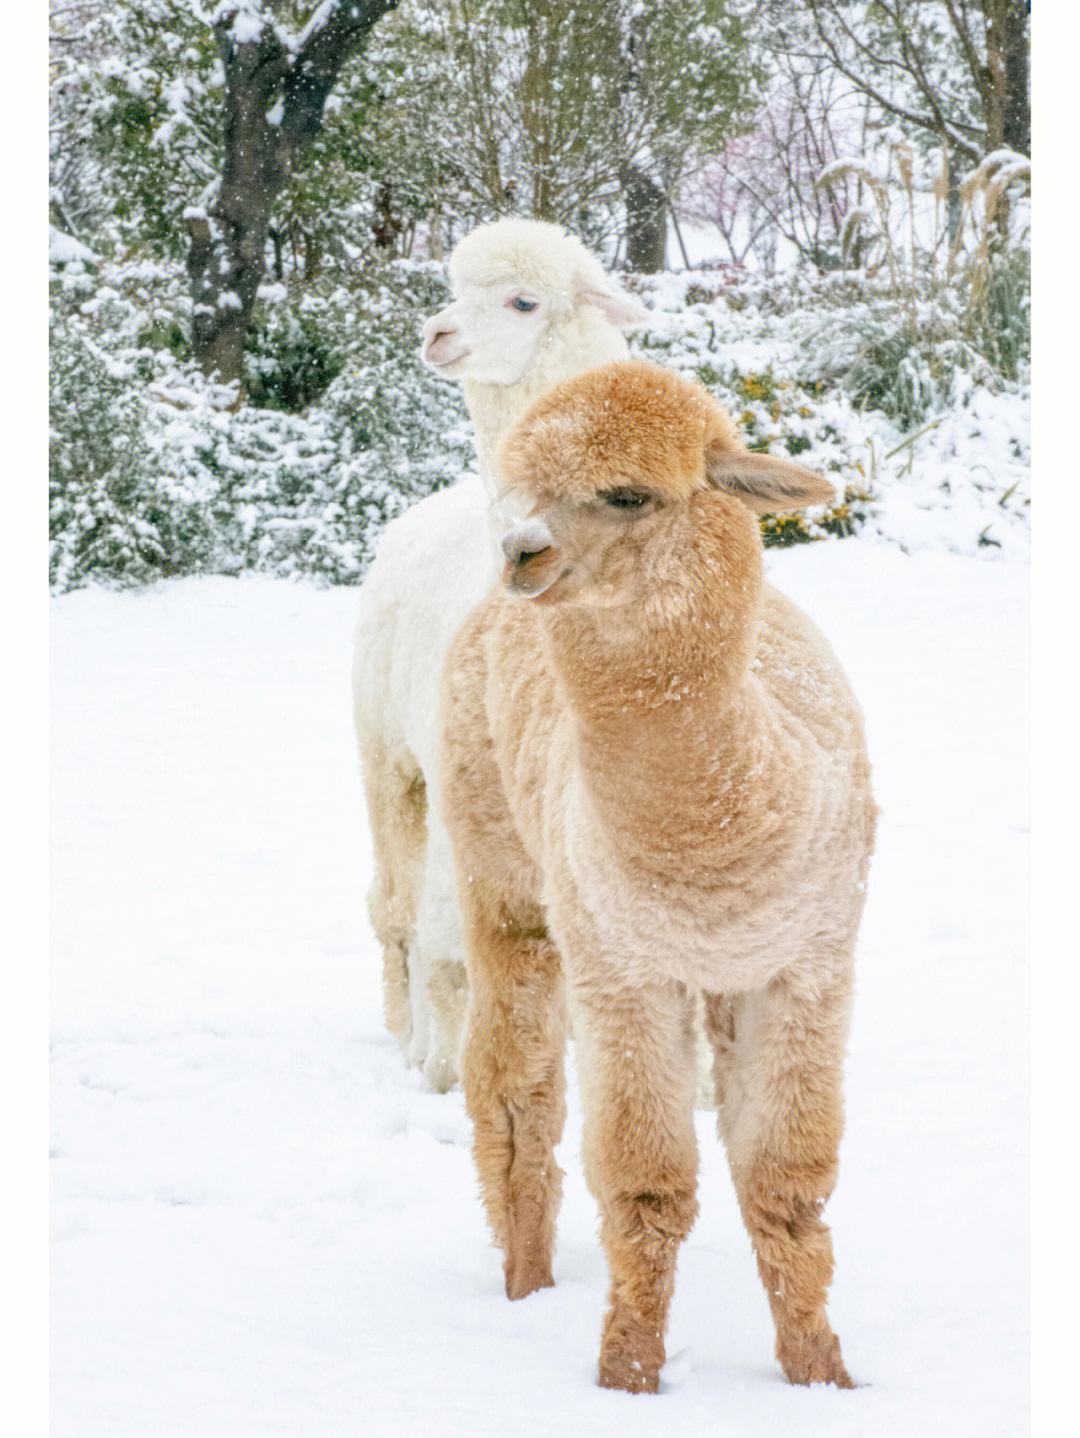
[50, 544, 1028, 1437]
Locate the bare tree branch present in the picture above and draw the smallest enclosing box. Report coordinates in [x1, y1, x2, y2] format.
[796, 0, 986, 159]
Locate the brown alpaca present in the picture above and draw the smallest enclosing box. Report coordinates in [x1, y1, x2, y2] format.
[440, 360, 876, 1394]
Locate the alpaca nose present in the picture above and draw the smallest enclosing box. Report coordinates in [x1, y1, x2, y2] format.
[501, 519, 554, 566]
[422, 319, 462, 365]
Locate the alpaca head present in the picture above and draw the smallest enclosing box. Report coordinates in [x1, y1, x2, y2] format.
[420, 219, 647, 386]
[495, 361, 836, 609]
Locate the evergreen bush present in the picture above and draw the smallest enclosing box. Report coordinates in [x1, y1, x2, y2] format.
[49, 254, 472, 592]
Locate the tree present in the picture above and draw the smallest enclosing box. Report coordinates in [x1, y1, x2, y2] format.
[370, 0, 758, 269]
[51, 0, 401, 271]
[186, 1, 398, 381]
[614, 1, 760, 270]
[49, 0, 128, 245]
[778, 0, 1029, 164]
[682, 55, 865, 271]
[367, 0, 634, 246]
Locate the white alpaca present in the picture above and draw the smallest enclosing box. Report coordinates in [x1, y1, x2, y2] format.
[352, 219, 645, 1090]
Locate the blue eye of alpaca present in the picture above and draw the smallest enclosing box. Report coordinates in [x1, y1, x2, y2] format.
[511, 297, 539, 312]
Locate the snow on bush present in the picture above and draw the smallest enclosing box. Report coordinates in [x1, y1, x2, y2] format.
[628, 268, 1029, 559]
[50, 254, 473, 592]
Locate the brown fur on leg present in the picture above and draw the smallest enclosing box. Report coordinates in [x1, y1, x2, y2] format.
[719, 968, 854, 1389]
[575, 982, 699, 1393]
[738, 1155, 853, 1387]
[596, 1184, 699, 1393]
[460, 902, 567, 1300]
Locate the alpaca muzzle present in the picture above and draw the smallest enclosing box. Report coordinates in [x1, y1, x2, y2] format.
[501, 518, 554, 567]
[420, 309, 471, 369]
[501, 519, 564, 597]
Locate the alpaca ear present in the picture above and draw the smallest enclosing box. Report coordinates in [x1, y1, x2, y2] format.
[579, 284, 650, 328]
[705, 444, 836, 514]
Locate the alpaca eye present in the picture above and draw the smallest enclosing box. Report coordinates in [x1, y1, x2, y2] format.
[510, 296, 539, 313]
[601, 488, 650, 510]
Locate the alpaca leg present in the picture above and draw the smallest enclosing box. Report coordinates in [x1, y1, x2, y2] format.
[573, 980, 699, 1394]
[723, 967, 854, 1389]
[358, 733, 428, 1053]
[425, 957, 467, 1090]
[413, 810, 469, 1092]
[461, 898, 567, 1300]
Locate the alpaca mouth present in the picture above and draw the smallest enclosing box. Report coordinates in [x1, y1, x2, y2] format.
[509, 564, 572, 600]
[424, 347, 471, 371]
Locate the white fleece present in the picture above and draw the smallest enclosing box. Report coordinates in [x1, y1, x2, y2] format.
[351, 221, 635, 1088]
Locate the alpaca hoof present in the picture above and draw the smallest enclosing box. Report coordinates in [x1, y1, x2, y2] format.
[421, 1051, 457, 1093]
[598, 1304, 663, 1394]
[504, 1262, 554, 1301]
[778, 1328, 854, 1389]
[598, 1350, 660, 1395]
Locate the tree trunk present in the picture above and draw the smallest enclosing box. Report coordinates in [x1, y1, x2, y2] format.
[980, 0, 1029, 154]
[1000, 0, 1030, 155]
[428, 208, 444, 262]
[187, 0, 398, 383]
[978, 0, 1028, 244]
[621, 165, 667, 272]
[373, 181, 403, 252]
[269, 225, 284, 282]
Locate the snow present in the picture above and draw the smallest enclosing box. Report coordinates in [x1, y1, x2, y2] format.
[49, 226, 97, 266]
[51, 546, 1027, 1436]
[217, 6, 267, 46]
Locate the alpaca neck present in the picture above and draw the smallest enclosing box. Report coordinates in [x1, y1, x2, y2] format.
[464, 307, 629, 493]
[544, 505, 781, 873]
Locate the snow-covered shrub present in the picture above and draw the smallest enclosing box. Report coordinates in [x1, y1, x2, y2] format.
[796, 266, 1028, 434]
[317, 261, 470, 464]
[627, 266, 1028, 559]
[49, 299, 220, 591]
[244, 302, 346, 413]
[283, 261, 474, 579]
[803, 296, 983, 433]
[195, 271, 472, 584]
[49, 253, 472, 593]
